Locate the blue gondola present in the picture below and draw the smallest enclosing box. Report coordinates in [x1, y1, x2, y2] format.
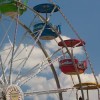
[32, 3, 61, 40]
[32, 23, 61, 40]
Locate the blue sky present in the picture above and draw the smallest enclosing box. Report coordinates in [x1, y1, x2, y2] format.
[54, 0, 100, 74]
[28, 0, 100, 74]
[0, 0, 100, 100]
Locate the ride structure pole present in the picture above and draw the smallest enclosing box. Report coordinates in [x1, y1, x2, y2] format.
[87, 89, 89, 100]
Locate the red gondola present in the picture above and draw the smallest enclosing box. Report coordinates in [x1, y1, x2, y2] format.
[59, 58, 87, 75]
[58, 39, 87, 75]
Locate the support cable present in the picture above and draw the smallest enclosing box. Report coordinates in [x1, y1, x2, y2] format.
[0, 56, 6, 84]
[8, 11, 19, 84]
[15, 23, 46, 81]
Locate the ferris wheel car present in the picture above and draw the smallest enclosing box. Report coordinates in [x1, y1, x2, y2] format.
[59, 58, 87, 75]
[32, 23, 61, 40]
[0, 0, 27, 17]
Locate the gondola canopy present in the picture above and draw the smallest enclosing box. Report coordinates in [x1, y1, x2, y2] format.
[58, 39, 85, 47]
[74, 82, 100, 90]
[33, 3, 59, 13]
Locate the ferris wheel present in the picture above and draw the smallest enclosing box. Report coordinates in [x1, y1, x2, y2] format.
[0, 0, 99, 100]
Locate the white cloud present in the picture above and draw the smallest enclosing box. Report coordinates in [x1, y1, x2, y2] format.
[0, 42, 99, 100]
[22, 72, 100, 100]
[45, 35, 70, 51]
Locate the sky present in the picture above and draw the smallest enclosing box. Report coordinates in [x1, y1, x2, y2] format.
[59, 0, 100, 74]
[56, 0, 100, 74]
[27, 0, 100, 74]
[0, 0, 100, 100]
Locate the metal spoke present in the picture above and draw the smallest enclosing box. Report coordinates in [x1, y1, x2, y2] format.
[24, 88, 74, 96]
